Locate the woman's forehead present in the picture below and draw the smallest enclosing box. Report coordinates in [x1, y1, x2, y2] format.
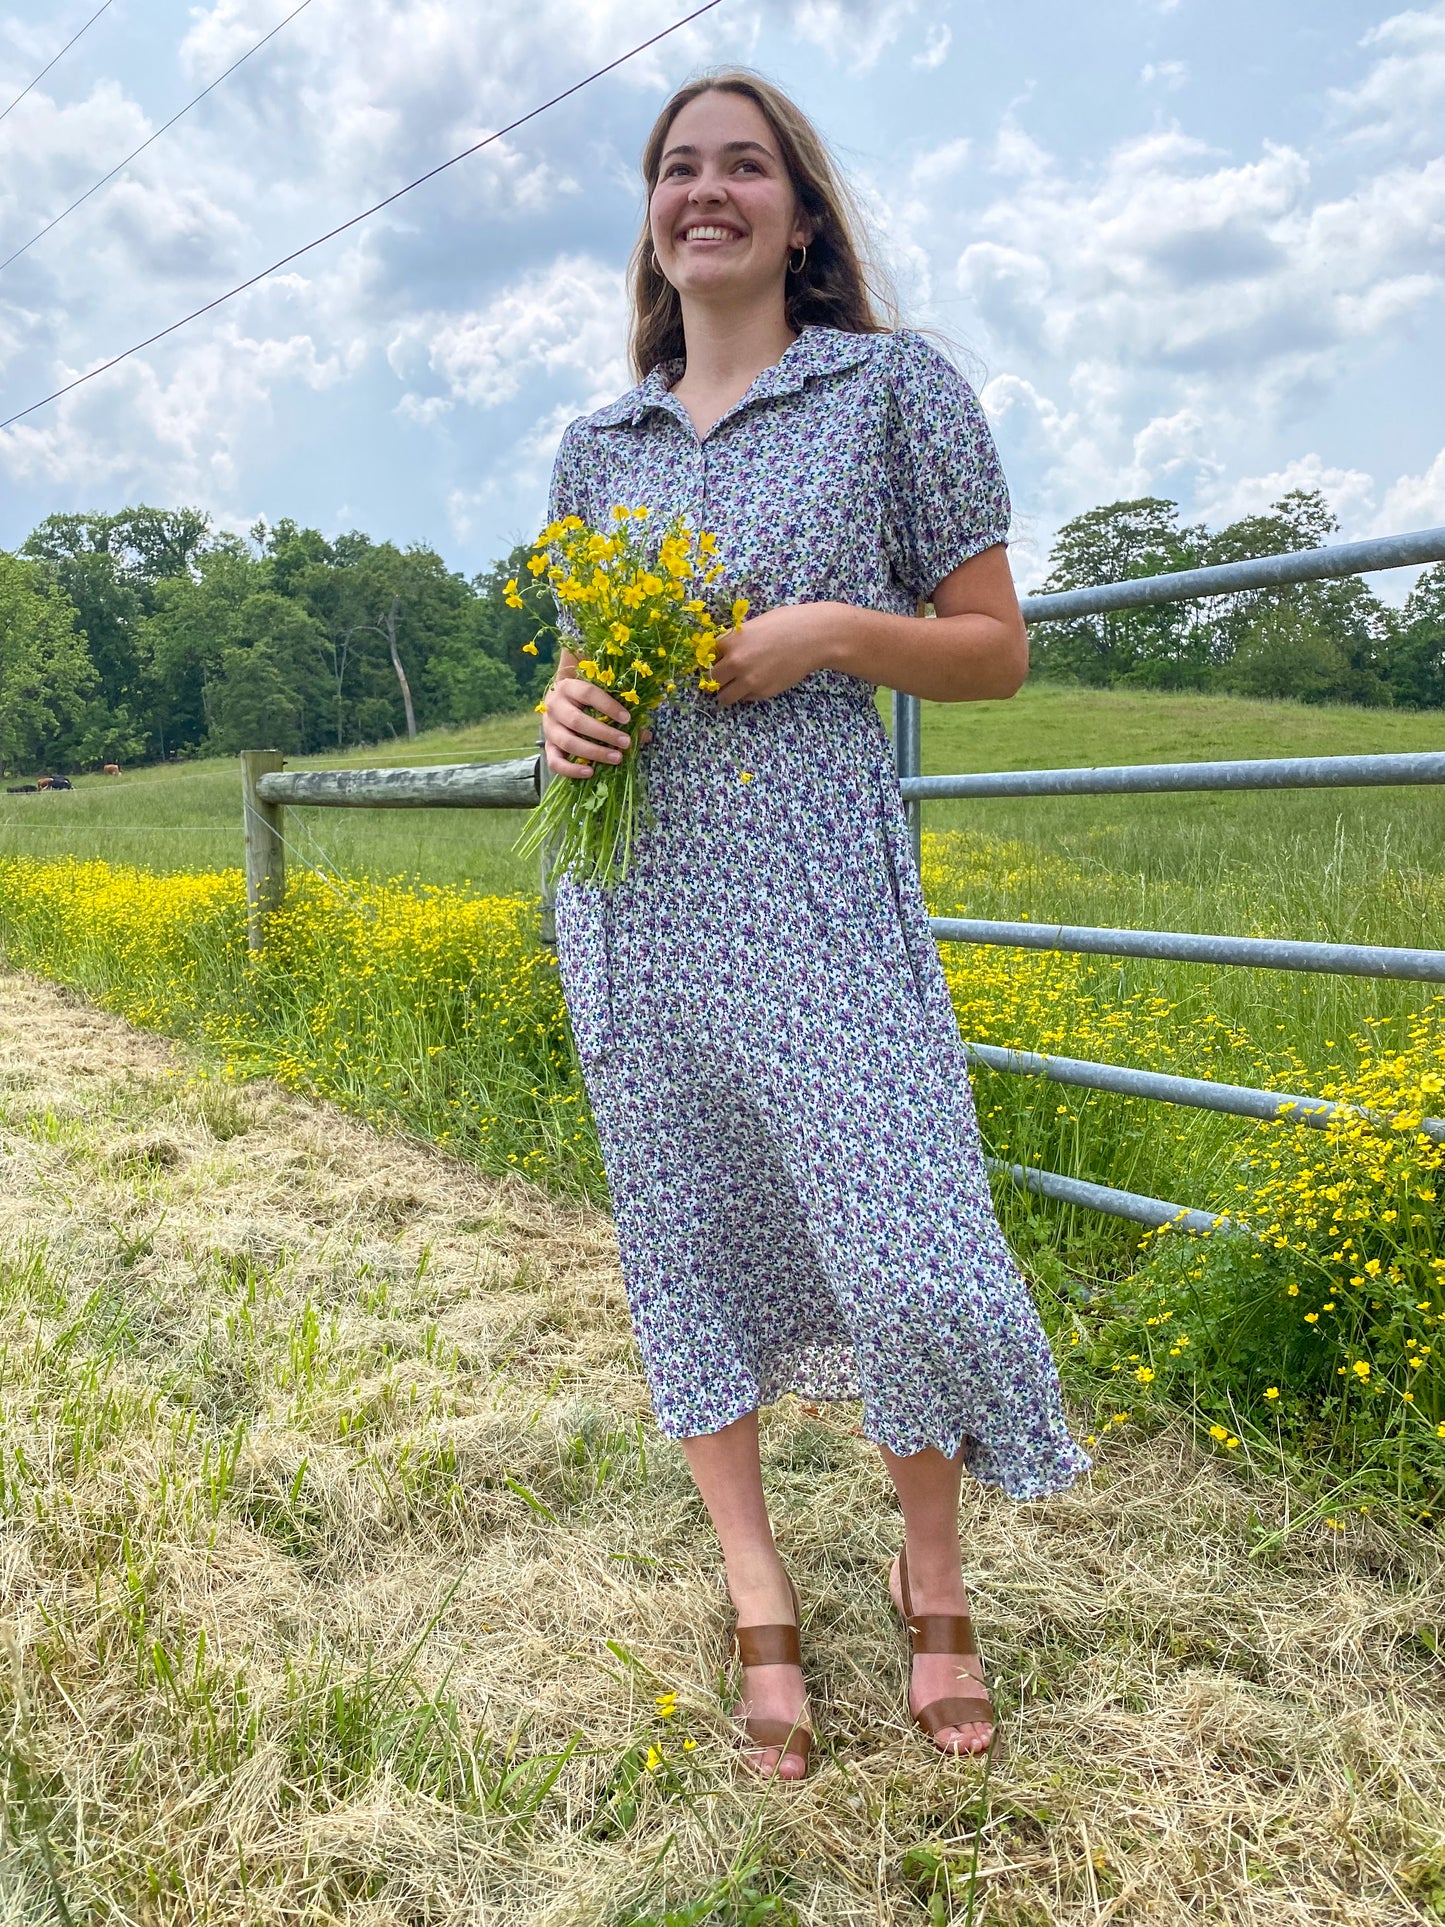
[661, 90, 781, 160]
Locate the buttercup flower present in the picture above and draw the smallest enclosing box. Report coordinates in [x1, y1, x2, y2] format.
[514, 505, 747, 887]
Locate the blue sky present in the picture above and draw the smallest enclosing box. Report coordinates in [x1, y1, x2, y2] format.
[1, 0, 1442, 600]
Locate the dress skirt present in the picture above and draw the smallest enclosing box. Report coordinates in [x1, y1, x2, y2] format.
[553, 670, 1091, 1502]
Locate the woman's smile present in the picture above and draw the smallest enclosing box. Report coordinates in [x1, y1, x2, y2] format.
[677, 222, 746, 247]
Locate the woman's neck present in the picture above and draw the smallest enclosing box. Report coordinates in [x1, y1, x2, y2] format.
[671, 300, 799, 398]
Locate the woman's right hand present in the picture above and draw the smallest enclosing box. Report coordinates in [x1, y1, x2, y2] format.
[542, 660, 647, 779]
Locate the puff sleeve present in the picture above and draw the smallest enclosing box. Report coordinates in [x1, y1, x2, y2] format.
[881, 329, 1010, 603]
[544, 418, 592, 644]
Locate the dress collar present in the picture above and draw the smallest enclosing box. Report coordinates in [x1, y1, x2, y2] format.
[587, 325, 881, 431]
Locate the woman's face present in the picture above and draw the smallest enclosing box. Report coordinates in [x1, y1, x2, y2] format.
[648, 90, 810, 312]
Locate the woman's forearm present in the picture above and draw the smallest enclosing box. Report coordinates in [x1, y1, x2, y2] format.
[818, 602, 1028, 703]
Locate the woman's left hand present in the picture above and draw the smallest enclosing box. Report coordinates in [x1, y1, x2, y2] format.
[710, 601, 839, 706]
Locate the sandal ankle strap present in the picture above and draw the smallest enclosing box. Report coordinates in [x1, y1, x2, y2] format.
[906, 1613, 979, 1656]
[735, 1623, 802, 1668]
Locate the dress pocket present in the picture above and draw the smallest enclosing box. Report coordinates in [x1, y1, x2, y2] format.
[872, 758, 941, 1018]
[553, 881, 616, 1066]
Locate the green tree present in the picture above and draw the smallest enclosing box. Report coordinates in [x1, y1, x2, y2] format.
[1031, 498, 1208, 687]
[206, 593, 331, 755]
[1206, 493, 1390, 706]
[0, 553, 98, 776]
[140, 541, 267, 752]
[1384, 562, 1445, 709]
[22, 505, 213, 759]
[472, 542, 560, 702]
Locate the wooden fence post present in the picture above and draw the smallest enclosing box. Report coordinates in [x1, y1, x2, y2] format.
[241, 750, 286, 950]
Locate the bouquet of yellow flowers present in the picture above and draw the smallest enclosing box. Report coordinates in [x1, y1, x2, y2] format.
[511, 505, 746, 888]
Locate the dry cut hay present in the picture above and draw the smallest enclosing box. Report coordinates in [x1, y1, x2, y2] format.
[0, 969, 1442, 1926]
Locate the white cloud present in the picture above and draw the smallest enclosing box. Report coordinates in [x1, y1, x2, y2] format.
[908, 136, 970, 188]
[956, 130, 1444, 388]
[913, 21, 950, 69]
[387, 255, 628, 413]
[789, 0, 918, 73]
[1194, 454, 1377, 530]
[1141, 60, 1187, 89]
[1376, 447, 1445, 534]
[1331, 3, 1445, 150]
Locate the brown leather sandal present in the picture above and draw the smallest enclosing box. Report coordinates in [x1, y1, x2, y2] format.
[895, 1546, 997, 1757]
[731, 1573, 813, 1777]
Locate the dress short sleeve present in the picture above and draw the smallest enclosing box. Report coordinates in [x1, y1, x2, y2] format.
[545, 418, 592, 644]
[882, 330, 1010, 603]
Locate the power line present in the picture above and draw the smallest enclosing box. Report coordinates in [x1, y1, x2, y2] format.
[0, 0, 115, 126]
[1, 0, 318, 275]
[0, 0, 723, 433]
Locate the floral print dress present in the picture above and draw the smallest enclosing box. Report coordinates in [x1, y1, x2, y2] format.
[546, 325, 1090, 1500]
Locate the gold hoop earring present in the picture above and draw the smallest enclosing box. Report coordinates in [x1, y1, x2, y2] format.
[788, 243, 808, 275]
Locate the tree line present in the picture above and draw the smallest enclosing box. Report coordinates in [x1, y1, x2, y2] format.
[0, 508, 557, 778]
[2, 487, 1442, 776]
[1032, 488, 1445, 707]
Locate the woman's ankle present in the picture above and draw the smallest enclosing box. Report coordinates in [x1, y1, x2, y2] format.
[898, 1539, 967, 1605]
[723, 1547, 792, 1618]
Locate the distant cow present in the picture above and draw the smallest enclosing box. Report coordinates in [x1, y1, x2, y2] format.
[102, 763, 121, 775]
[48, 775, 74, 791]
[36, 777, 52, 791]
[5, 784, 37, 794]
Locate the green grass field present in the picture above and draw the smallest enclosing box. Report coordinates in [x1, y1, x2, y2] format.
[5, 683, 1442, 920]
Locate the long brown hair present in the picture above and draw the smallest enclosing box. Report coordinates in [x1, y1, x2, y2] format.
[629, 68, 897, 382]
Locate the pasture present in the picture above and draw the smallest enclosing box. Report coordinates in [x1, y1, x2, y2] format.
[1, 683, 1443, 1922]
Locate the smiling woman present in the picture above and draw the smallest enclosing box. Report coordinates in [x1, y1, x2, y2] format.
[531, 67, 1078, 1784]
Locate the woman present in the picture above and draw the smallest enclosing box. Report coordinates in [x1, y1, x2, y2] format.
[539, 69, 1090, 1779]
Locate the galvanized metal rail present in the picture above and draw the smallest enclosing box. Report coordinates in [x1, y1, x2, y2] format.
[1018, 524, 1445, 624]
[903, 750, 1445, 802]
[986, 1158, 1228, 1234]
[962, 1040, 1445, 1145]
[931, 917, 1445, 983]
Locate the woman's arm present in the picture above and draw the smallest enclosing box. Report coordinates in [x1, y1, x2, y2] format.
[710, 544, 1028, 707]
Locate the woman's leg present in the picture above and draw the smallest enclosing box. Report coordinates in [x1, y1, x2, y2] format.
[879, 1443, 994, 1755]
[680, 1411, 810, 1779]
